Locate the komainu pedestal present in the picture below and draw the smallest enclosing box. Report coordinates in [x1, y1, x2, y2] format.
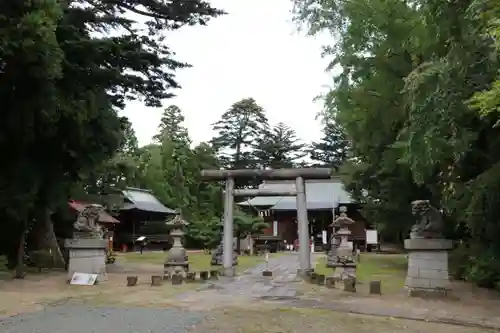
[65, 237, 108, 283]
[65, 204, 108, 283]
[405, 200, 452, 297]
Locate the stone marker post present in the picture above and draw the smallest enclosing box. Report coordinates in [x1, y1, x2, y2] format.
[404, 200, 452, 297]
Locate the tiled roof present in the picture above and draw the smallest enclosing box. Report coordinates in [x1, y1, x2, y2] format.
[68, 200, 119, 224]
[237, 178, 352, 210]
[121, 187, 177, 214]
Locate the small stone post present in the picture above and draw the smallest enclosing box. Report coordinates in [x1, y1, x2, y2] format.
[164, 214, 189, 279]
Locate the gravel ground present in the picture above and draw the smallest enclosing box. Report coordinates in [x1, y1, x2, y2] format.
[0, 305, 205, 333]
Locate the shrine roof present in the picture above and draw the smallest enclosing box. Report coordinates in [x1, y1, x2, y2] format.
[121, 187, 177, 214]
[238, 178, 352, 210]
[68, 200, 119, 224]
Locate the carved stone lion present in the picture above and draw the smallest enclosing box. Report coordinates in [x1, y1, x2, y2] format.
[410, 200, 444, 239]
[74, 204, 104, 235]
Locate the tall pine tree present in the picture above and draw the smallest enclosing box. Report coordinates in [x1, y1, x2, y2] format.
[309, 120, 351, 170]
[253, 122, 306, 169]
[211, 98, 269, 179]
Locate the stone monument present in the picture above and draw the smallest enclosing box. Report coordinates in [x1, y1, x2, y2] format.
[326, 206, 357, 280]
[164, 214, 189, 279]
[405, 200, 452, 297]
[65, 204, 108, 283]
[211, 221, 238, 267]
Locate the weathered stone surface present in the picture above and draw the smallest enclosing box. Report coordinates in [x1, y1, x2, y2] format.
[262, 270, 272, 277]
[369, 280, 381, 294]
[209, 270, 219, 280]
[151, 275, 162, 286]
[65, 238, 108, 283]
[325, 277, 335, 288]
[343, 278, 356, 292]
[126, 276, 138, 286]
[405, 238, 452, 250]
[210, 242, 238, 266]
[186, 272, 196, 282]
[164, 215, 190, 278]
[408, 287, 448, 298]
[405, 238, 451, 295]
[171, 274, 183, 285]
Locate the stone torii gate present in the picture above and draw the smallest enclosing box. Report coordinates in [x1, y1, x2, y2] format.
[201, 168, 333, 277]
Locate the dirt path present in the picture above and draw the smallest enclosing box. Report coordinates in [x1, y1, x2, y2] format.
[2, 253, 500, 332]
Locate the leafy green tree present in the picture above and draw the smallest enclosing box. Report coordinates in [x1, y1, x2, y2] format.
[0, 0, 223, 275]
[253, 122, 306, 169]
[187, 216, 221, 250]
[309, 120, 350, 169]
[153, 105, 190, 143]
[293, 0, 500, 289]
[211, 98, 269, 172]
[233, 208, 269, 253]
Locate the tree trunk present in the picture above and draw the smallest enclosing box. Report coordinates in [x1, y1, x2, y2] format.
[14, 222, 27, 279]
[35, 207, 66, 267]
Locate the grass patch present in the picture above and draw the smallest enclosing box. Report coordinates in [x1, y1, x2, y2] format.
[314, 253, 407, 293]
[119, 251, 272, 273]
[190, 306, 492, 333]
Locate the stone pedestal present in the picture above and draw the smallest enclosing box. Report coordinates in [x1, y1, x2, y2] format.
[404, 238, 452, 296]
[65, 237, 108, 283]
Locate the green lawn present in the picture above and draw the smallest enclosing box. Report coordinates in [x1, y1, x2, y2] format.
[119, 251, 274, 273]
[314, 253, 408, 293]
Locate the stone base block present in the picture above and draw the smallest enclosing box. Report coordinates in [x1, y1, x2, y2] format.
[222, 266, 236, 277]
[65, 238, 108, 283]
[407, 287, 448, 298]
[325, 277, 336, 288]
[297, 268, 314, 278]
[404, 238, 452, 295]
[262, 270, 272, 277]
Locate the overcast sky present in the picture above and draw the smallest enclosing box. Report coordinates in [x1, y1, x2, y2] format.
[120, 0, 332, 147]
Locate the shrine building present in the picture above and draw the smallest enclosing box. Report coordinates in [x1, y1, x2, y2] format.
[238, 177, 373, 251]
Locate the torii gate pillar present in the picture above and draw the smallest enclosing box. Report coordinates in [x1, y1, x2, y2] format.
[201, 168, 332, 277]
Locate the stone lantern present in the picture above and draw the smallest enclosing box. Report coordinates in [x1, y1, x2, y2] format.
[164, 214, 189, 279]
[326, 206, 357, 280]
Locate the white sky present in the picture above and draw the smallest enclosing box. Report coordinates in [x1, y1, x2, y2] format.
[120, 0, 332, 147]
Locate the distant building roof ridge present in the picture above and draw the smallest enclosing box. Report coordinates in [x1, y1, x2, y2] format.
[239, 177, 352, 210]
[121, 188, 177, 214]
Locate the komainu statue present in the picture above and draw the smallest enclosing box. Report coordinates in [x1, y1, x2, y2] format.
[73, 204, 104, 236]
[410, 200, 444, 239]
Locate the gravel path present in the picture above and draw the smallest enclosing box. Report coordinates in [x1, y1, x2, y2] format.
[0, 254, 308, 332]
[0, 305, 205, 333]
[174, 253, 318, 306]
